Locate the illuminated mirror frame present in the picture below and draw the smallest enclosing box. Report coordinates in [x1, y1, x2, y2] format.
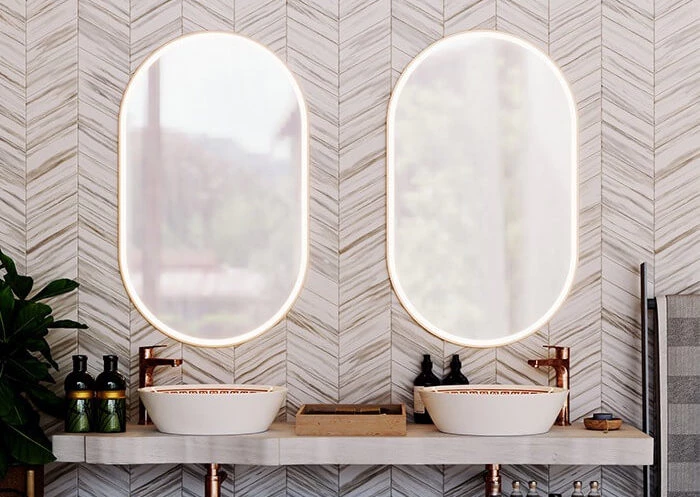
[386, 30, 578, 348]
[118, 32, 309, 347]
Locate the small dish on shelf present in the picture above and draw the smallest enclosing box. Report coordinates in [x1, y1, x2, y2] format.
[583, 417, 623, 431]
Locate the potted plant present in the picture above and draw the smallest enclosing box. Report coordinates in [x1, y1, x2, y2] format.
[0, 249, 87, 495]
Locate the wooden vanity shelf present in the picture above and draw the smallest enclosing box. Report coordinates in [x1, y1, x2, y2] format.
[53, 422, 652, 466]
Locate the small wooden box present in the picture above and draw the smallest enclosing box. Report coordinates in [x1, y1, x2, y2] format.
[295, 404, 406, 436]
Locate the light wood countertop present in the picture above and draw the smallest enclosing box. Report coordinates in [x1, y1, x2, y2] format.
[53, 422, 653, 466]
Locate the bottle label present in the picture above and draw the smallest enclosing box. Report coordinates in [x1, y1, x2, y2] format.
[96, 398, 126, 433]
[414, 386, 426, 414]
[66, 390, 94, 400]
[96, 390, 126, 400]
[66, 398, 93, 433]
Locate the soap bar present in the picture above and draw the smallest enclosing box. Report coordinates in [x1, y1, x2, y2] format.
[592, 412, 614, 420]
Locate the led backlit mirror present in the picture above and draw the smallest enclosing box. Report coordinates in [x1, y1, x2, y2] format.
[119, 32, 308, 347]
[387, 31, 577, 348]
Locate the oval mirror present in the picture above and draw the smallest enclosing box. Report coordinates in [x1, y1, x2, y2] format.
[387, 31, 577, 348]
[119, 32, 308, 347]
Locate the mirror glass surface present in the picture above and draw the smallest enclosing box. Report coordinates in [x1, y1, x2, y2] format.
[387, 31, 577, 347]
[119, 32, 307, 347]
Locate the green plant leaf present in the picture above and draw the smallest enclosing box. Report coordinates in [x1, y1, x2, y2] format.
[5, 354, 54, 384]
[2, 423, 55, 465]
[0, 392, 32, 426]
[11, 302, 52, 338]
[24, 337, 58, 370]
[0, 439, 8, 480]
[0, 382, 15, 418]
[0, 250, 34, 299]
[9, 275, 33, 300]
[25, 384, 64, 419]
[47, 319, 88, 330]
[30, 278, 79, 301]
[0, 249, 18, 279]
[0, 286, 14, 340]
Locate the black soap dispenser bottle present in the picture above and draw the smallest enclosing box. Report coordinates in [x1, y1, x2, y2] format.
[413, 354, 440, 424]
[570, 481, 584, 497]
[95, 355, 127, 433]
[442, 354, 470, 385]
[586, 481, 601, 497]
[64, 355, 95, 433]
[510, 481, 524, 496]
[527, 481, 541, 496]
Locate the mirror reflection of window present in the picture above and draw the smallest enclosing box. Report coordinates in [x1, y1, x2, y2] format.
[121, 34, 306, 344]
[390, 33, 575, 346]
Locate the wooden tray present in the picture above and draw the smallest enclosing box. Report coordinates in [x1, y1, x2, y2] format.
[295, 404, 406, 436]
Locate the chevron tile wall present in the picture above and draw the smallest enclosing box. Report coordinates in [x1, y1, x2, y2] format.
[1, 1, 698, 496]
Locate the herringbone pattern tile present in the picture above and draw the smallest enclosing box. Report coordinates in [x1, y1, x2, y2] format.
[391, 465, 442, 497]
[0, 0, 26, 270]
[444, 0, 495, 33]
[655, 0, 700, 296]
[443, 464, 484, 497]
[338, 0, 391, 406]
[495, 0, 550, 391]
[549, 0, 603, 424]
[132, 464, 183, 497]
[286, 1, 341, 493]
[183, 0, 233, 33]
[389, 0, 444, 428]
[26, 0, 79, 492]
[236, 0, 286, 56]
[235, 465, 285, 496]
[77, 0, 130, 389]
[1, 1, 698, 495]
[601, 2, 654, 493]
[339, 464, 391, 497]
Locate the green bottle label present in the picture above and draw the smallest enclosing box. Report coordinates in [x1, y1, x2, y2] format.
[66, 398, 93, 433]
[95, 390, 126, 433]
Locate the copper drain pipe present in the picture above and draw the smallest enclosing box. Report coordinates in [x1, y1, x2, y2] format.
[204, 463, 227, 497]
[26, 469, 36, 497]
[484, 464, 501, 496]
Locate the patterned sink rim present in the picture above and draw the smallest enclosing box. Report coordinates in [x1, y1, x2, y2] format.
[423, 385, 564, 395]
[141, 385, 284, 395]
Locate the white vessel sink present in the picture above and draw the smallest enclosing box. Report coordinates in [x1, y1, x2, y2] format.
[419, 384, 567, 436]
[139, 384, 286, 435]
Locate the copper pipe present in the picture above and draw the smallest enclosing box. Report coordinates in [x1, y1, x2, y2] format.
[138, 345, 183, 425]
[484, 464, 501, 496]
[204, 463, 227, 497]
[527, 345, 570, 426]
[26, 469, 35, 497]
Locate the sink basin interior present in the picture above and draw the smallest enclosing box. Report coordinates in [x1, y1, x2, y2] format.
[419, 384, 568, 436]
[139, 384, 286, 435]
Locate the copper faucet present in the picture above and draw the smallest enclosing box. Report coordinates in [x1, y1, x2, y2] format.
[527, 345, 570, 426]
[138, 345, 183, 425]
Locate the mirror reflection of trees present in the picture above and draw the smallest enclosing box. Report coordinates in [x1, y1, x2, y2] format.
[392, 36, 573, 343]
[123, 35, 303, 341]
